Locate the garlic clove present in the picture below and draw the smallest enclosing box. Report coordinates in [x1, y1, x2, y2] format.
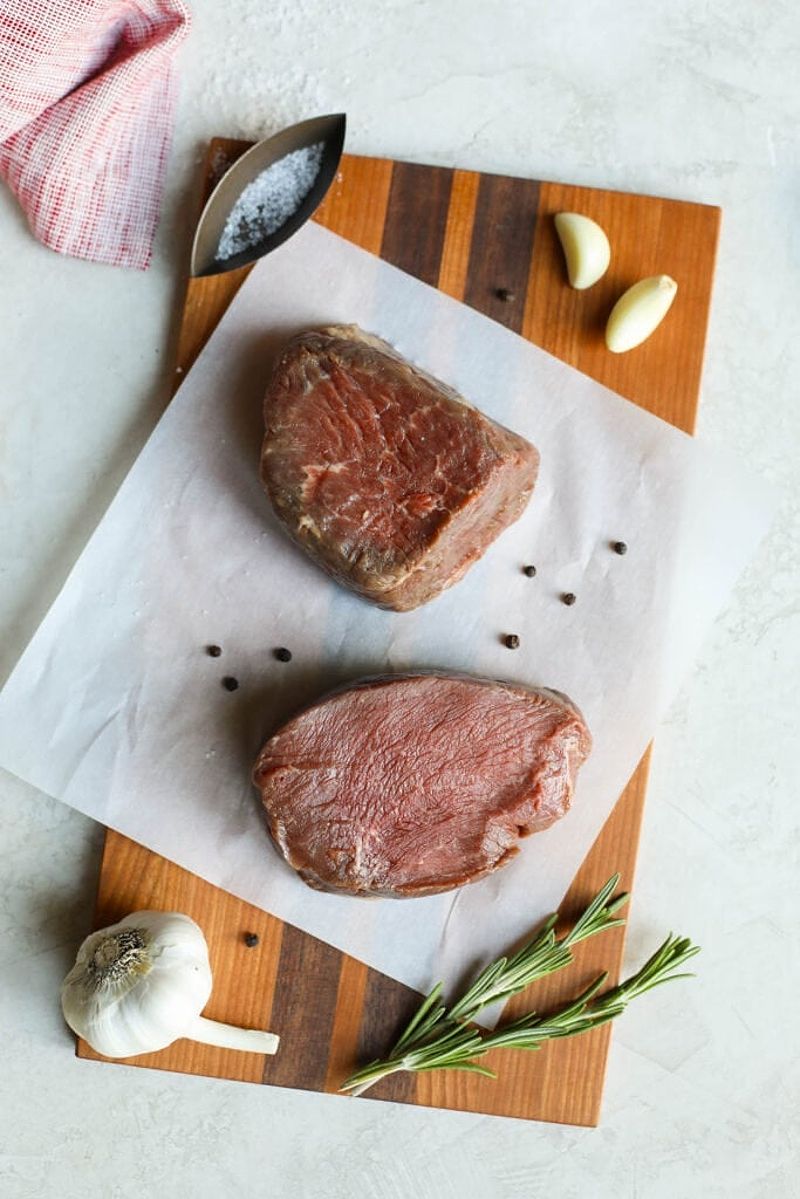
[554, 212, 611, 290]
[605, 275, 678, 353]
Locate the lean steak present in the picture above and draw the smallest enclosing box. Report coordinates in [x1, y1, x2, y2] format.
[260, 325, 539, 611]
[252, 673, 591, 898]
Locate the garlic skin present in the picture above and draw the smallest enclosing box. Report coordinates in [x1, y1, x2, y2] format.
[605, 275, 678, 353]
[554, 212, 611, 290]
[62, 911, 279, 1059]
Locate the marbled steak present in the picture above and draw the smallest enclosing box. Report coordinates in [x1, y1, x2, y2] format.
[260, 325, 539, 610]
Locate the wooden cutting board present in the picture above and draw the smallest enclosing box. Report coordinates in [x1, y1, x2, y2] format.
[78, 142, 720, 1125]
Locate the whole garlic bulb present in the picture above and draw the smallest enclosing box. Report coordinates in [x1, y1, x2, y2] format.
[61, 911, 279, 1059]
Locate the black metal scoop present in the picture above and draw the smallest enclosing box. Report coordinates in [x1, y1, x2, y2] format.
[190, 113, 346, 278]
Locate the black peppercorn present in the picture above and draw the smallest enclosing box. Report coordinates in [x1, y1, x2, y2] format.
[561, 592, 576, 606]
[612, 541, 628, 555]
[222, 676, 239, 691]
[495, 287, 515, 302]
[503, 633, 521, 649]
[243, 932, 259, 948]
[274, 647, 292, 663]
[206, 644, 222, 657]
[522, 564, 537, 578]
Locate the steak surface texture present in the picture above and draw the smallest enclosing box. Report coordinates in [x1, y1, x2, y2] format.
[252, 673, 592, 898]
[260, 325, 540, 610]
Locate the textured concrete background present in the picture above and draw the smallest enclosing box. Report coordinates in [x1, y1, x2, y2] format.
[1, 2, 798, 1195]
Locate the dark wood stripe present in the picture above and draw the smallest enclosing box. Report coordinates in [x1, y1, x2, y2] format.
[379, 161, 454, 285]
[357, 970, 422, 1104]
[463, 172, 540, 332]
[262, 924, 343, 1090]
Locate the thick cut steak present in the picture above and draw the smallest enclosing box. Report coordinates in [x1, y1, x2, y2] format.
[260, 325, 539, 611]
[252, 674, 591, 898]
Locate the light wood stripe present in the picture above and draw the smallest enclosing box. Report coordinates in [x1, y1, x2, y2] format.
[437, 169, 480, 299]
[323, 956, 369, 1093]
[315, 154, 394, 256]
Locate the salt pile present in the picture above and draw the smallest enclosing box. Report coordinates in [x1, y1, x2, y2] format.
[216, 142, 324, 262]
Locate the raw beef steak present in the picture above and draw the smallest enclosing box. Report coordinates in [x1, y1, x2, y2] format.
[252, 673, 591, 898]
[260, 325, 539, 611]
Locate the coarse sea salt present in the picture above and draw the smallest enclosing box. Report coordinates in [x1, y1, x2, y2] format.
[216, 142, 324, 262]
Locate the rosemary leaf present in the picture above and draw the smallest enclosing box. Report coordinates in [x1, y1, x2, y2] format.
[391, 982, 446, 1054]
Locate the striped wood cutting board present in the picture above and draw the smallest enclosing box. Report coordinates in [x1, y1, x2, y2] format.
[78, 142, 720, 1125]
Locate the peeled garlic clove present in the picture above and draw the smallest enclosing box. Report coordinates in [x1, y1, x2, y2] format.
[605, 275, 678, 353]
[554, 212, 611, 290]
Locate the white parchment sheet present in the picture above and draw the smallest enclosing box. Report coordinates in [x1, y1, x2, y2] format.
[0, 222, 773, 1005]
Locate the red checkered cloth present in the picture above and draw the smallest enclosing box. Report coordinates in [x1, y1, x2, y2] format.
[0, 0, 190, 270]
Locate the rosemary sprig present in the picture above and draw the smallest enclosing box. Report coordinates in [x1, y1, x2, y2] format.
[479, 933, 699, 1053]
[447, 872, 629, 1023]
[341, 877, 698, 1097]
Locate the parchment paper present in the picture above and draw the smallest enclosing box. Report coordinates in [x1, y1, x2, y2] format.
[0, 222, 773, 1008]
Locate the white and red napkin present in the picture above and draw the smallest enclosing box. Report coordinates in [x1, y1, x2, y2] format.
[0, 0, 190, 269]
